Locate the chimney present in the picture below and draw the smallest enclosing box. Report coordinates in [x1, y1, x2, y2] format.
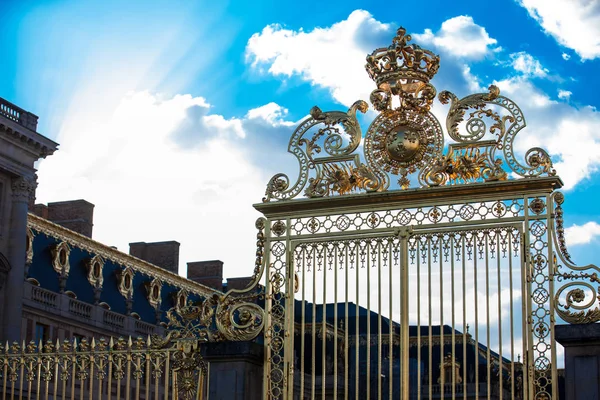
[226, 277, 254, 291]
[129, 241, 180, 274]
[187, 260, 223, 291]
[45, 200, 94, 238]
[32, 203, 48, 219]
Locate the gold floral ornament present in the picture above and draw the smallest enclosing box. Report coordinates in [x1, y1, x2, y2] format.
[263, 26, 557, 201]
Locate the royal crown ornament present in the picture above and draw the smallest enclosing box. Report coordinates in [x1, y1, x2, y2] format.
[365, 27, 440, 113]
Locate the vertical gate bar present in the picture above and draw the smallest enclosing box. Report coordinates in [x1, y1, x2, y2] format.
[496, 230, 503, 398]
[523, 196, 531, 400]
[427, 236, 433, 400]
[521, 228, 531, 400]
[89, 349, 95, 400]
[28, 355, 33, 400]
[154, 353, 160, 400]
[377, 239, 382, 400]
[97, 351, 104, 399]
[300, 246, 306, 398]
[547, 194, 557, 400]
[451, 234, 456, 400]
[485, 232, 492, 400]
[37, 346, 42, 400]
[366, 241, 371, 400]
[311, 244, 316, 400]
[145, 344, 151, 400]
[135, 352, 141, 400]
[461, 233, 467, 400]
[389, 239, 394, 400]
[125, 339, 132, 400]
[400, 230, 409, 400]
[416, 237, 421, 400]
[321, 245, 327, 400]
[164, 351, 172, 400]
[344, 243, 349, 400]
[115, 356, 121, 400]
[107, 348, 112, 400]
[18, 343, 24, 400]
[44, 353, 50, 400]
[485, 233, 491, 400]
[334, 243, 339, 400]
[509, 229, 515, 400]
[355, 241, 359, 400]
[70, 346, 75, 400]
[397, 238, 401, 399]
[439, 235, 444, 399]
[473, 234, 479, 399]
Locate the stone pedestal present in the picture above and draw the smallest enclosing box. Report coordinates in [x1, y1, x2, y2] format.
[204, 341, 263, 400]
[555, 323, 600, 400]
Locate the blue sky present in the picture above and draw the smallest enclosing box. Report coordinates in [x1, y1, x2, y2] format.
[2, 0, 600, 279]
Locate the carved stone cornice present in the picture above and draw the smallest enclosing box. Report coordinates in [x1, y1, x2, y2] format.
[0, 119, 58, 159]
[27, 213, 219, 297]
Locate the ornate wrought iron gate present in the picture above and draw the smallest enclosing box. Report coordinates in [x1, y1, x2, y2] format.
[255, 26, 600, 400]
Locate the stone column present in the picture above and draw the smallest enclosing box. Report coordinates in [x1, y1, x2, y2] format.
[3, 176, 35, 341]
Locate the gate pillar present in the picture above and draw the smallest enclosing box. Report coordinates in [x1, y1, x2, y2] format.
[556, 324, 600, 400]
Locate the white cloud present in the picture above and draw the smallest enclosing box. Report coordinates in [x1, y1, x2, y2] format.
[518, 0, 600, 60]
[413, 15, 499, 59]
[562, 52, 571, 61]
[510, 51, 548, 77]
[565, 222, 600, 246]
[558, 89, 572, 100]
[36, 91, 295, 279]
[245, 9, 392, 107]
[246, 102, 295, 126]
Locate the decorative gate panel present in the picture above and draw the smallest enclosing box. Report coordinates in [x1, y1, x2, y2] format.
[253, 25, 600, 400]
[261, 197, 553, 399]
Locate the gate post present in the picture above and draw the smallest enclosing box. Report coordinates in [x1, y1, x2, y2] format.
[555, 324, 600, 400]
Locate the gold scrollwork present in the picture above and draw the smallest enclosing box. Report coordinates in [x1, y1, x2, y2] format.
[163, 218, 267, 343]
[551, 191, 600, 323]
[263, 100, 386, 201]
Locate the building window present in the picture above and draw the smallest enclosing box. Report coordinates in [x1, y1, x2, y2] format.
[35, 323, 49, 344]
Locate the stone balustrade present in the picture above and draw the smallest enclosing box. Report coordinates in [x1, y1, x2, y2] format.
[23, 282, 162, 337]
[0, 97, 39, 131]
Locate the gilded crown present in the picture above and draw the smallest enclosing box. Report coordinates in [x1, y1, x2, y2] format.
[365, 27, 440, 88]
